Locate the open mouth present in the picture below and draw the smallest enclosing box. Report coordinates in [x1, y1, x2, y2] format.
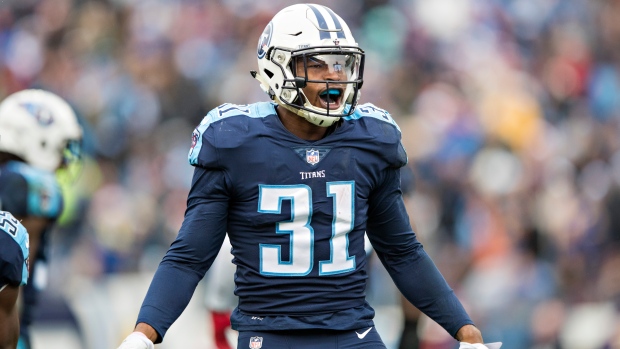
[318, 88, 343, 109]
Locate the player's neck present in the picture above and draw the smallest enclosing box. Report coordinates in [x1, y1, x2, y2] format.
[276, 107, 330, 141]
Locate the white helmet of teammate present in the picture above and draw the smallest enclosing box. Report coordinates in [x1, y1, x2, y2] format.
[0, 89, 82, 172]
[252, 4, 365, 127]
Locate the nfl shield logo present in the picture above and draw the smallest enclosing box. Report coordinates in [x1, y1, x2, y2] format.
[249, 336, 263, 348]
[306, 149, 320, 165]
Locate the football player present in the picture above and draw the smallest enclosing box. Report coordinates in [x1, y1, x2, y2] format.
[117, 4, 499, 349]
[0, 211, 29, 349]
[0, 89, 83, 349]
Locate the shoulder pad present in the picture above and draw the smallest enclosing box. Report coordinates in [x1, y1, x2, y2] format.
[347, 103, 403, 144]
[348, 103, 401, 132]
[348, 103, 407, 168]
[188, 102, 275, 167]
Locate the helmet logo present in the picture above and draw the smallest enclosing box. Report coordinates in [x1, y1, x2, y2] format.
[257, 22, 273, 59]
[333, 39, 340, 46]
[20, 102, 54, 126]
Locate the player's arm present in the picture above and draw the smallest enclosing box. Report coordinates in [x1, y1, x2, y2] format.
[119, 167, 230, 347]
[0, 212, 29, 349]
[455, 325, 484, 344]
[15, 217, 47, 264]
[0, 284, 20, 349]
[365, 167, 477, 340]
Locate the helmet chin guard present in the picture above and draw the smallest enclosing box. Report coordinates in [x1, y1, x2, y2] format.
[252, 4, 364, 127]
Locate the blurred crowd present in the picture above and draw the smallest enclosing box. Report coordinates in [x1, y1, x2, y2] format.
[2, 0, 620, 348]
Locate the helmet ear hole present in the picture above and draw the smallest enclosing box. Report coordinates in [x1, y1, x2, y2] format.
[263, 69, 274, 79]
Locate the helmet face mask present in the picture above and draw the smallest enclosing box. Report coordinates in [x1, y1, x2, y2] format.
[0, 89, 83, 172]
[61, 138, 82, 168]
[288, 48, 364, 114]
[253, 4, 365, 127]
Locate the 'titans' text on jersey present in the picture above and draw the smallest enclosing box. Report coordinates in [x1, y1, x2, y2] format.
[299, 170, 325, 180]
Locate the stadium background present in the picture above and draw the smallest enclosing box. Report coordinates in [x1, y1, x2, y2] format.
[1, 0, 620, 348]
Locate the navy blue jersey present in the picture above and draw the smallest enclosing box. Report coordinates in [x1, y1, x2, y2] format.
[0, 211, 29, 287]
[138, 102, 472, 342]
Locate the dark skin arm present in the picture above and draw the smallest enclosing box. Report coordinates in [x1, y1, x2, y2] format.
[17, 216, 48, 265]
[0, 216, 48, 349]
[456, 324, 484, 344]
[0, 284, 20, 349]
[134, 323, 159, 343]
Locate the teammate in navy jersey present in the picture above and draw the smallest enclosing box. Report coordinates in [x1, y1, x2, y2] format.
[118, 4, 499, 349]
[0, 211, 29, 349]
[0, 89, 82, 349]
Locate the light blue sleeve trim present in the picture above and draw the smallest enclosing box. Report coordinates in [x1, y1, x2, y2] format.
[254, 101, 278, 117]
[17, 223, 29, 285]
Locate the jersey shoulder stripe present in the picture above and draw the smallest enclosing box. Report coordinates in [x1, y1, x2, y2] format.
[346, 103, 401, 132]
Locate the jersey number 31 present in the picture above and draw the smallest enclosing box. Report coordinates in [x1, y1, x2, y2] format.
[258, 182, 355, 276]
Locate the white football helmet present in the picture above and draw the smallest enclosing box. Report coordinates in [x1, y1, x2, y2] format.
[0, 89, 82, 172]
[252, 4, 365, 127]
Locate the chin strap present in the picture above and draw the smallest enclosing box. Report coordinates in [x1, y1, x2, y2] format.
[279, 101, 309, 118]
[250, 71, 273, 98]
